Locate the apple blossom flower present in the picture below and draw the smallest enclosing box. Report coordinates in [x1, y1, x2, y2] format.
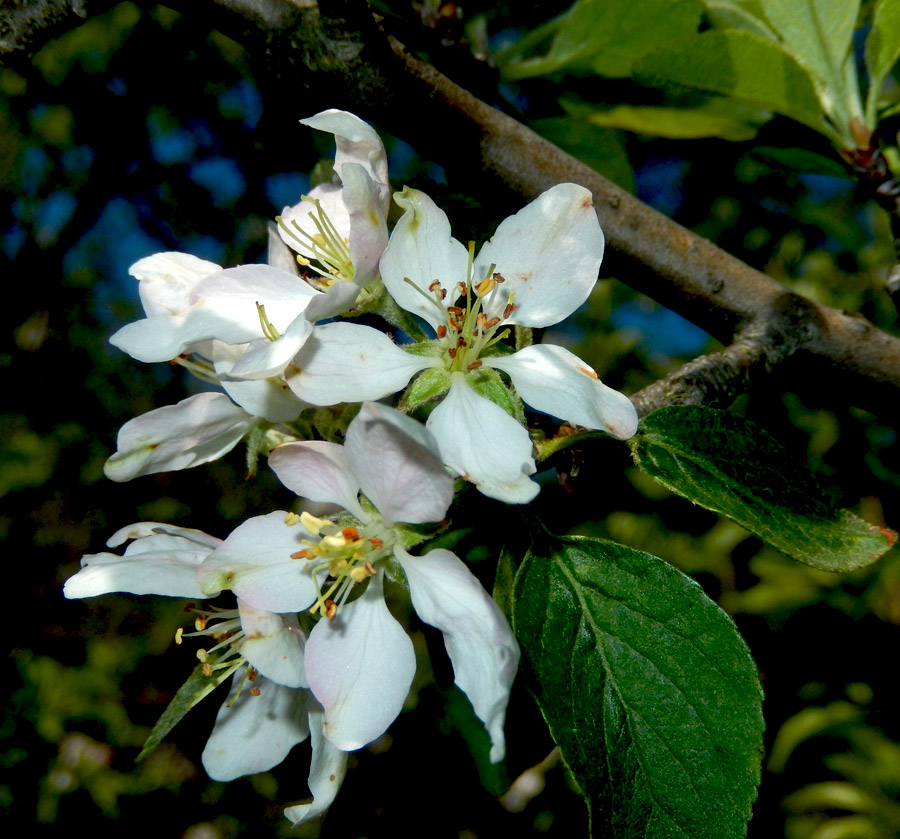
[63, 519, 347, 825]
[278, 109, 390, 296]
[247, 402, 520, 763]
[283, 183, 638, 502]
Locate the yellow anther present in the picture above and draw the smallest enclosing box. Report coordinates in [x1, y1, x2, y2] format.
[175, 627, 184, 645]
[284, 512, 301, 526]
[350, 561, 377, 583]
[329, 558, 350, 577]
[197, 649, 210, 663]
[300, 511, 330, 535]
[474, 276, 495, 296]
[321, 534, 347, 549]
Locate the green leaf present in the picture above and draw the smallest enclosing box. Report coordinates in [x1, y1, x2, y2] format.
[635, 30, 829, 137]
[136, 657, 233, 761]
[704, 1, 778, 41]
[565, 101, 762, 141]
[530, 116, 634, 191]
[514, 534, 763, 838]
[865, 0, 900, 124]
[441, 686, 508, 796]
[629, 406, 896, 571]
[498, 0, 702, 79]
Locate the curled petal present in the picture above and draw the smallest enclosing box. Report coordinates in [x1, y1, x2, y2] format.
[284, 700, 349, 826]
[475, 183, 604, 328]
[202, 676, 310, 782]
[106, 522, 222, 550]
[342, 163, 388, 288]
[238, 601, 307, 688]
[379, 187, 469, 331]
[104, 393, 258, 482]
[396, 547, 519, 762]
[485, 343, 638, 439]
[345, 402, 452, 526]
[285, 322, 434, 406]
[227, 315, 314, 380]
[268, 441, 365, 519]
[64, 530, 213, 600]
[300, 109, 390, 209]
[426, 374, 539, 504]
[197, 511, 319, 611]
[306, 572, 415, 750]
[267, 221, 299, 276]
[212, 346, 307, 424]
[130, 251, 221, 317]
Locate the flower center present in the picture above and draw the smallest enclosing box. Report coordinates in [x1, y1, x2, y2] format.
[407, 241, 518, 374]
[277, 196, 353, 288]
[291, 511, 394, 620]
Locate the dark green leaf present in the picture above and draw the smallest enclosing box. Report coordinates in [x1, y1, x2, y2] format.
[441, 686, 508, 796]
[136, 657, 232, 761]
[514, 534, 763, 838]
[629, 406, 896, 570]
[751, 145, 851, 177]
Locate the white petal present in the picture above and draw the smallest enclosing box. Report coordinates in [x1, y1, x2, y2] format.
[284, 700, 349, 826]
[306, 572, 415, 750]
[197, 511, 319, 610]
[379, 187, 469, 331]
[485, 343, 638, 439]
[103, 393, 258, 482]
[285, 322, 433, 405]
[227, 315, 314, 379]
[300, 109, 390, 208]
[342, 163, 388, 288]
[475, 183, 604, 328]
[426, 375, 539, 504]
[202, 676, 310, 781]
[213, 347, 307, 423]
[268, 441, 365, 519]
[130, 252, 222, 317]
[303, 281, 361, 322]
[64, 531, 212, 599]
[238, 601, 307, 688]
[345, 403, 452, 525]
[396, 547, 519, 762]
[106, 522, 222, 550]
[279, 185, 350, 262]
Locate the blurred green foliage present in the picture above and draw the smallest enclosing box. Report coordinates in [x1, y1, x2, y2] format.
[4, 1, 900, 837]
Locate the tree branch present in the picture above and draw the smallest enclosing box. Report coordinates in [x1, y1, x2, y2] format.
[5, 0, 900, 415]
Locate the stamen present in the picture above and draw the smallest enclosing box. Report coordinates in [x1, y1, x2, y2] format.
[256, 302, 281, 341]
[493, 272, 506, 283]
[437, 325, 447, 339]
[467, 360, 483, 370]
[324, 600, 338, 621]
[284, 512, 301, 526]
[503, 302, 517, 319]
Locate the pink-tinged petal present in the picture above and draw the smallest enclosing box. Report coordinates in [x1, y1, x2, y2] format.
[345, 403, 452, 525]
[379, 187, 469, 331]
[104, 393, 259, 482]
[426, 374, 539, 504]
[227, 315, 314, 379]
[269, 441, 360, 511]
[130, 252, 222, 317]
[268, 441, 365, 519]
[300, 109, 390, 209]
[475, 183, 604, 328]
[485, 343, 638, 440]
[284, 322, 434, 406]
[238, 601, 307, 688]
[64, 531, 212, 599]
[202, 676, 310, 781]
[284, 700, 349, 826]
[342, 163, 388, 288]
[197, 511, 319, 611]
[306, 572, 415, 750]
[396, 547, 519, 762]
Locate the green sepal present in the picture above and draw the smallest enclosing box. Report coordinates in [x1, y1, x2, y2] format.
[513, 532, 763, 838]
[467, 367, 525, 424]
[629, 406, 896, 571]
[399, 367, 451, 412]
[136, 654, 234, 762]
[353, 282, 429, 342]
[243, 421, 270, 478]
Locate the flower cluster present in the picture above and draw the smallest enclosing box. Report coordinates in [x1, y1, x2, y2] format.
[67, 109, 637, 825]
